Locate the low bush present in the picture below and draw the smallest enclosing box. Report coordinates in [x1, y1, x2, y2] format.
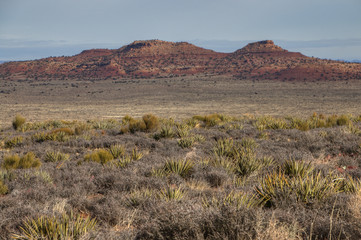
[2, 152, 41, 170]
[84, 149, 114, 165]
[12, 114, 26, 130]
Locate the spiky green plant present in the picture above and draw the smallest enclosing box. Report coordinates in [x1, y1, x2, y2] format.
[282, 159, 314, 178]
[45, 151, 70, 162]
[109, 144, 125, 159]
[203, 192, 262, 209]
[178, 137, 195, 148]
[213, 138, 234, 158]
[4, 136, 23, 149]
[176, 124, 190, 138]
[131, 148, 143, 161]
[163, 159, 194, 178]
[114, 155, 133, 168]
[159, 186, 185, 201]
[255, 171, 292, 207]
[11, 211, 97, 240]
[294, 172, 338, 204]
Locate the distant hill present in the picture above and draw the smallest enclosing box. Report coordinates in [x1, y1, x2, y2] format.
[0, 39, 360, 81]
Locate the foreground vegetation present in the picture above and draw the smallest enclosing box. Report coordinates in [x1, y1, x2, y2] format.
[0, 113, 361, 239]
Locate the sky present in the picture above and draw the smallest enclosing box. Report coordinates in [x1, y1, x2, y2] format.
[0, 0, 361, 61]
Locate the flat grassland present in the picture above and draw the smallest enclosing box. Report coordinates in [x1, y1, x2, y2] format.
[0, 77, 361, 239]
[1, 76, 361, 126]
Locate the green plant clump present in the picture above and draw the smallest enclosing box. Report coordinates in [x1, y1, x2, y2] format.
[5, 136, 23, 148]
[12, 211, 97, 240]
[162, 159, 194, 178]
[0, 180, 8, 195]
[84, 149, 114, 165]
[12, 114, 26, 130]
[2, 152, 41, 170]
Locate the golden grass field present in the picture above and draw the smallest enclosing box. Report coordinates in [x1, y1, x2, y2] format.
[1, 76, 361, 126]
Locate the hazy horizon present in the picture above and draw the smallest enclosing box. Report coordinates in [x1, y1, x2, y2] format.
[1, 0, 360, 61]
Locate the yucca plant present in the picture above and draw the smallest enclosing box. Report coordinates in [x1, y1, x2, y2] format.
[333, 175, 360, 193]
[282, 159, 314, 178]
[114, 155, 133, 168]
[178, 137, 195, 148]
[163, 159, 194, 178]
[255, 171, 292, 207]
[176, 124, 190, 138]
[203, 192, 262, 209]
[293, 172, 337, 204]
[213, 138, 234, 158]
[158, 124, 175, 139]
[159, 186, 185, 201]
[131, 148, 143, 161]
[12, 211, 97, 240]
[4, 136, 23, 149]
[109, 144, 125, 159]
[45, 151, 70, 162]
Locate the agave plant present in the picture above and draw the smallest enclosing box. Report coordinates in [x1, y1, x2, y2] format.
[162, 159, 194, 178]
[12, 211, 97, 240]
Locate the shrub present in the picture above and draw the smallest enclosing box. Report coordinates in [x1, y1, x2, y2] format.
[143, 114, 160, 132]
[0, 180, 8, 195]
[128, 119, 146, 133]
[50, 127, 74, 135]
[12, 211, 97, 240]
[336, 115, 350, 126]
[44, 151, 70, 162]
[162, 159, 194, 178]
[18, 152, 42, 169]
[4, 136, 23, 148]
[84, 149, 113, 165]
[12, 114, 26, 130]
[2, 152, 41, 170]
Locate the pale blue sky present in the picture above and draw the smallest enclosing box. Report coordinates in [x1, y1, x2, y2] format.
[1, 0, 361, 61]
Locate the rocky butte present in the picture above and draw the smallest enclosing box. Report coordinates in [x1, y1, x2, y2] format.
[0, 40, 360, 81]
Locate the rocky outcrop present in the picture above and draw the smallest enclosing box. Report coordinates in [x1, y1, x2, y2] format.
[0, 39, 360, 81]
